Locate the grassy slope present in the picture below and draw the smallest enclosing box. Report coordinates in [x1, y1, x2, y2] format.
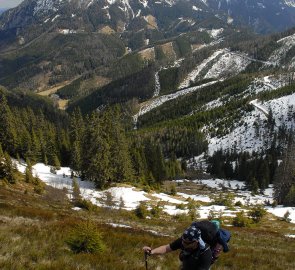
[0, 180, 295, 270]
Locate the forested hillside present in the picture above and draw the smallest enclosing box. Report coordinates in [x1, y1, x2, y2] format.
[0, 89, 185, 190]
[1, 2, 295, 270]
[0, 0, 295, 208]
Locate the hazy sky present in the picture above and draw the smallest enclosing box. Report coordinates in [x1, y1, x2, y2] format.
[0, 0, 23, 9]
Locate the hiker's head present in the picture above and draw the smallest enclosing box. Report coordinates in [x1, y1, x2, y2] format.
[217, 229, 231, 253]
[182, 225, 202, 250]
[181, 238, 198, 250]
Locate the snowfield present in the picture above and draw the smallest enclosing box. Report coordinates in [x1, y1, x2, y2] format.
[133, 80, 218, 125]
[16, 162, 295, 224]
[267, 33, 295, 67]
[207, 91, 295, 155]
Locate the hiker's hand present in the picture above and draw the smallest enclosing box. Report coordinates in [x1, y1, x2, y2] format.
[143, 246, 152, 255]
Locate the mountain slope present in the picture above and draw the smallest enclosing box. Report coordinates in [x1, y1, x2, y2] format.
[2, 0, 294, 94]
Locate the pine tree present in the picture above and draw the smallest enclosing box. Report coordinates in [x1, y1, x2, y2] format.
[3, 152, 16, 183]
[285, 185, 295, 206]
[250, 177, 259, 195]
[0, 144, 5, 179]
[0, 143, 3, 158]
[0, 93, 17, 155]
[130, 144, 148, 183]
[104, 108, 134, 183]
[144, 140, 166, 183]
[257, 159, 270, 190]
[82, 112, 111, 188]
[274, 137, 295, 205]
[53, 154, 61, 170]
[70, 109, 85, 174]
[25, 161, 34, 183]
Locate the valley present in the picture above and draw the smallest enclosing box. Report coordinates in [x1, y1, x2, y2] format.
[1, 1, 295, 269]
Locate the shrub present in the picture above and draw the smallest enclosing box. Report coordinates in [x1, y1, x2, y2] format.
[249, 205, 266, 223]
[283, 210, 291, 223]
[235, 201, 243, 207]
[66, 221, 106, 254]
[105, 191, 115, 207]
[232, 211, 251, 227]
[143, 185, 151, 193]
[76, 199, 94, 211]
[25, 166, 34, 183]
[207, 209, 219, 220]
[176, 203, 186, 210]
[169, 184, 177, 195]
[134, 202, 148, 219]
[188, 208, 200, 221]
[50, 167, 57, 174]
[72, 178, 81, 204]
[213, 193, 234, 208]
[150, 203, 163, 218]
[186, 199, 200, 210]
[33, 177, 45, 194]
[119, 196, 125, 209]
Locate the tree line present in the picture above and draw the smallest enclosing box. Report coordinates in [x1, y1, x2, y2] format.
[0, 91, 185, 189]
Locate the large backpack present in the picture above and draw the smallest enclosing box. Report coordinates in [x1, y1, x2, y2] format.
[190, 221, 218, 247]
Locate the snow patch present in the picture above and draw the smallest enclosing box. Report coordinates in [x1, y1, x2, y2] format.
[193, 6, 202, 11]
[179, 49, 225, 89]
[139, 0, 148, 8]
[59, 29, 77, 34]
[14, 161, 295, 223]
[51, 14, 60, 22]
[207, 91, 295, 155]
[284, 0, 295, 8]
[134, 81, 218, 122]
[204, 51, 250, 79]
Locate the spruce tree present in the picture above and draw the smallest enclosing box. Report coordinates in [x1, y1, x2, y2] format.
[82, 112, 111, 188]
[70, 109, 85, 174]
[274, 137, 295, 205]
[0, 93, 17, 155]
[104, 108, 134, 183]
[0, 143, 3, 158]
[144, 139, 166, 183]
[25, 161, 34, 183]
[3, 152, 16, 184]
[285, 185, 295, 206]
[0, 144, 5, 179]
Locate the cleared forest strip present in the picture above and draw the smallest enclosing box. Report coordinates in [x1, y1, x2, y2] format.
[37, 80, 73, 96]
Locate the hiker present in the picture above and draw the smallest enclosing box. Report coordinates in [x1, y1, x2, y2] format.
[143, 220, 230, 270]
[143, 224, 212, 270]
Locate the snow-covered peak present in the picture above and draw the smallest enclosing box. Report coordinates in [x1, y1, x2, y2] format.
[284, 0, 295, 8]
[33, 0, 99, 14]
[34, 0, 61, 15]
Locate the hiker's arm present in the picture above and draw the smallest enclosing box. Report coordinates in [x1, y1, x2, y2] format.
[143, 244, 172, 255]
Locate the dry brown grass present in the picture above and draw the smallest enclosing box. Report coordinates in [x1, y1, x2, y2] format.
[1, 180, 295, 270]
[57, 99, 69, 110]
[98, 26, 116, 34]
[139, 47, 155, 61]
[160, 42, 177, 60]
[82, 75, 111, 90]
[144, 15, 158, 29]
[37, 80, 73, 96]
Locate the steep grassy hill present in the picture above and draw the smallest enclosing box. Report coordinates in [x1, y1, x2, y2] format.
[1, 177, 295, 270]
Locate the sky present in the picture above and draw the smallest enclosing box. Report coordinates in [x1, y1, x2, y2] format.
[0, 0, 23, 9]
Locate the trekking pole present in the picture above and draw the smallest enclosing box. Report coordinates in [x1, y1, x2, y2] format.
[144, 251, 149, 270]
